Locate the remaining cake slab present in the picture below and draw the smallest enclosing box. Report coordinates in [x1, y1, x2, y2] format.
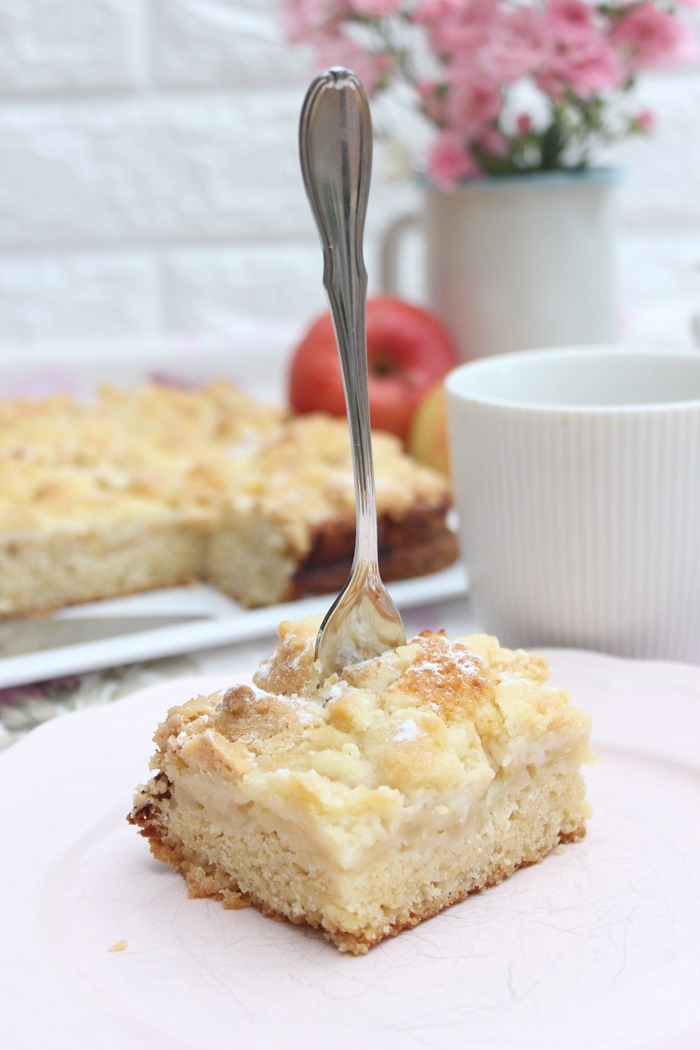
[129, 616, 592, 954]
[0, 460, 208, 617]
[204, 414, 457, 607]
[0, 382, 456, 616]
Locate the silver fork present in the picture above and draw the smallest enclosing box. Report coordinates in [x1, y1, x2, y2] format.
[299, 67, 406, 678]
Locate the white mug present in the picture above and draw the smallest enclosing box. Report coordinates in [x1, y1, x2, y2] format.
[381, 173, 618, 361]
[446, 346, 700, 661]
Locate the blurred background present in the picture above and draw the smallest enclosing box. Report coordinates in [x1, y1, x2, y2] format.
[0, 0, 699, 356]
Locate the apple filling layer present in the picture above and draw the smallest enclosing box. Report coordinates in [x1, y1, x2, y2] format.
[129, 616, 592, 954]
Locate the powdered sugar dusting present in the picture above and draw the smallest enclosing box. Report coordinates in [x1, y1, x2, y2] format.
[393, 718, 421, 743]
[412, 659, 442, 675]
[273, 690, 322, 724]
[256, 655, 273, 678]
[327, 681, 350, 702]
[291, 703, 317, 726]
[411, 640, 485, 682]
[288, 634, 314, 670]
[451, 643, 486, 677]
[498, 670, 529, 685]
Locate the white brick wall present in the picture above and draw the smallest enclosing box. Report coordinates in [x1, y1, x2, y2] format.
[0, 0, 699, 352]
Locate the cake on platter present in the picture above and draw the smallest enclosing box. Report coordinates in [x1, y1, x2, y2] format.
[129, 615, 592, 955]
[0, 380, 456, 617]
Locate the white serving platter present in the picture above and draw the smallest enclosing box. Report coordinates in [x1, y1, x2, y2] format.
[0, 566, 467, 689]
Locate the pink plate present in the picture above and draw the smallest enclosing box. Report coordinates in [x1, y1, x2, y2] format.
[1, 652, 699, 1050]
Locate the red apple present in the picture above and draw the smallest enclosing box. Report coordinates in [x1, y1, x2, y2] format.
[288, 296, 460, 441]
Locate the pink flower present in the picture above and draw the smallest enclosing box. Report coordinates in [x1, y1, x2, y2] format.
[445, 64, 502, 137]
[477, 126, 509, 157]
[416, 80, 449, 125]
[547, 0, 595, 38]
[414, 0, 468, 26]
[348, 0, 403, 14]
[484, 7, 547, 84]
[610, 3, 697, 72]
[631, 106, 656, 131]
[281, 0, 699, 176]
[557, 49, 623, 97]
[417, 0, 498, 55]
[537, 0, 624, 98]
[427, 129, 481, 186]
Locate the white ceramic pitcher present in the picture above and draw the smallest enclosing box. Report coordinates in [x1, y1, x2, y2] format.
[381, 170, 620, 360]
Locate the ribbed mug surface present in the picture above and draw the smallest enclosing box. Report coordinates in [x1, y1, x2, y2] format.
[447, 348, 700, 661]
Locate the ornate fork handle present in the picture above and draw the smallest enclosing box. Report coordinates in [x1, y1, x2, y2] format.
[299, 68, 405, 676]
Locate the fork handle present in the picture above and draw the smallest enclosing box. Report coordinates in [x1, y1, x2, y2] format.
[299, 67, 378, 567]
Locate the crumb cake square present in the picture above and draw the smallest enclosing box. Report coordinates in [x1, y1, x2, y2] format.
[204, 414, 457, 607]
[129, 616, 592, 954]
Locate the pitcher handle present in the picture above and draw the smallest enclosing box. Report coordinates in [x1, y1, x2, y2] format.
[379, 212, 422, 295]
